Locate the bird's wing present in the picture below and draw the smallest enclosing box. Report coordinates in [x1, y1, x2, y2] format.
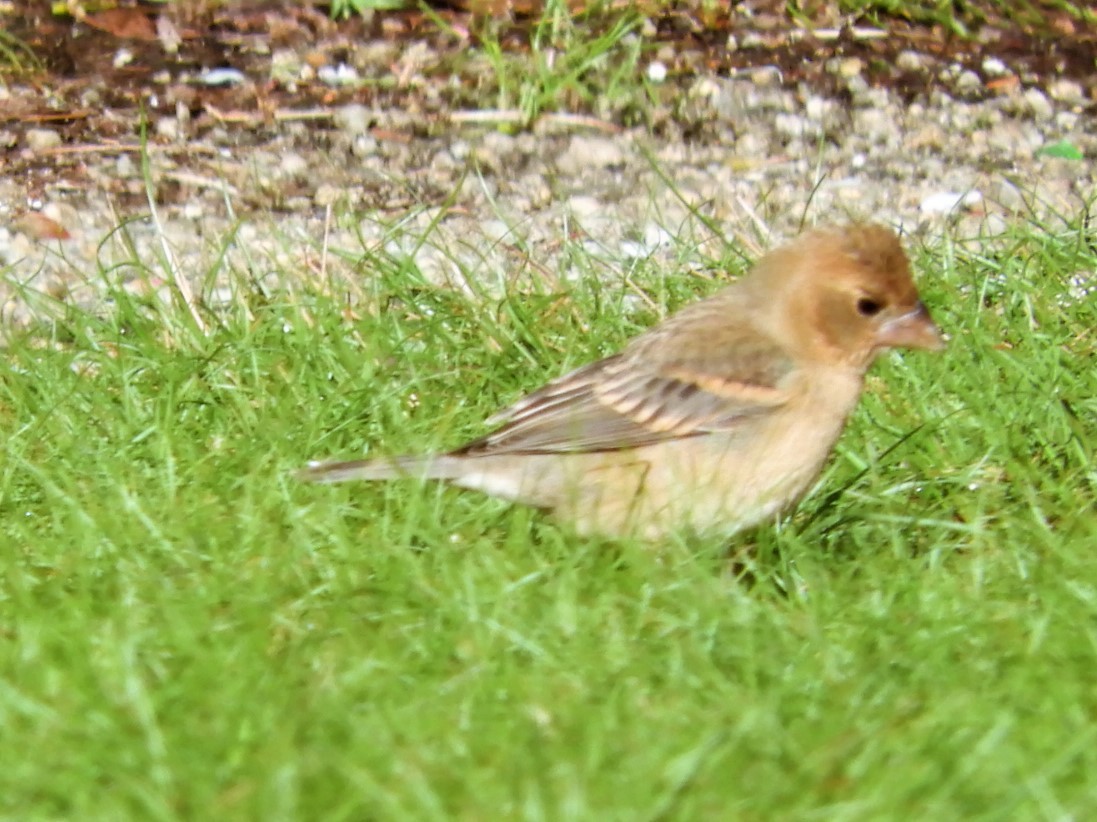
[453, 339, 794, 456]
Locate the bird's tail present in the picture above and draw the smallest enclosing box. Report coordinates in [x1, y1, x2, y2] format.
[296, 454, 464, 484]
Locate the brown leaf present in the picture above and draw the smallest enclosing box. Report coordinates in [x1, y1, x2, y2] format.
[83, 8, 158, 41]
[15, 212, 72, 241]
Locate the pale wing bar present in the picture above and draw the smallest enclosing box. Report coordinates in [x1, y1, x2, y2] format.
[456, 355, 790, 457]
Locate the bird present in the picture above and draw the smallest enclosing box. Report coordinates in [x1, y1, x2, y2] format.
[299, 223, 944, 541]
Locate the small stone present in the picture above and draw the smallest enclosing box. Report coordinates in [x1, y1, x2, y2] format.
[318, 63, 360, 87]
[449, 140, 469, 162]
[896, 50, 926, 72]
[804, 95, 828, 121]
[993, 178, 1025, 211]
[642, 224, 673, 250]
[556, 136, 625, 175]
[920, 190, 982, 216]
[280, 152, 308, 178]
[333, 103, 372, 137]
[155, 117, 180, 141]
[25, 128, 62, 152]
[854, 108, 893, 143]
[939, 62, 963, 83]
[734, 132, 767, 158]
[350, 135, 378, 159]
[774, 113, 809, 139]
[1047, 79, 1084, 105]
[566, 195, 603, 219]
[314, 184, 342, 207]
[750, 66, 782, 87]
[860, 88, 890, 110]
[480, 130, 518, 160]
[619, 239, 648, 259]
[1022, 88, 1054, 121]
[115, 153, 136, 178]
[909, 123, 947, 150]
[834, 57, 864, 78]
[40, 201, 74, 223]
[740, 32, 764, 49]
[646, 61, 667, 84]
[480, 219, 521, 244]
[981, 56, 1009, 76]
[846, 74, 870, 102]
[1054, 111, 1079, 131]
[982, 214, 1008, 235]
[197, 67, 246, 86]
[270, 49, 303, 87]
[955, 70, 982, 97]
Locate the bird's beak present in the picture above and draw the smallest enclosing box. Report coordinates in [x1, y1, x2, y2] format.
[876, 302, 945, 351]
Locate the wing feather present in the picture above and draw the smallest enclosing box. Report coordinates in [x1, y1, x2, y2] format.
[455, 336, 794, 457]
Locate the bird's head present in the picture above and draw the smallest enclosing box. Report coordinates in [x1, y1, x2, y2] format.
[761, 224, 945, 369]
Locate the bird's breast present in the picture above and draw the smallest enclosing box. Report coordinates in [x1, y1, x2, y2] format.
[583, 367, 865, 540]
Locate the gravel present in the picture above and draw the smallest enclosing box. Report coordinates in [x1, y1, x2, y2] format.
[2, 53, 1095, 331]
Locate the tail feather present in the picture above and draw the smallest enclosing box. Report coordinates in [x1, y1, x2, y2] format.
[297, 454, 462, 484]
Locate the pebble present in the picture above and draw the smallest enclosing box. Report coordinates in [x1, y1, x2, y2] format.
[270, 49, 303, 88]
[480, 130, 517, 161]
[1051, 112, 1080, 136]
[314, 184, 342, 207]
[115, 153, 136, 178]
[739, 32, 764, 49]
[1047, 79, 1084, 105]
[333, 103, 372, 137]
[774, 112, 810, 139]
[955, 70, 983, 97]
[25, 128, 62, 152]
[992, 178, 1025, 211]
[280, 152, 309, 179]
[197, 67, 246, 87]
[318, 63, 360, 87]
[853, 109, 893, 144]
[155, 117, 181, 141]
[827, 57, 863, 79]
[804, 95, 829, 121]
[1021, 88, 1054, 121]
[565, 196, 604, 220]
[896, 50, 927, 72]
[845, 74, 871, 103]
[556, 136, 626, 174]
[350, 135, 378, 158]
[919, 190, 983, 216]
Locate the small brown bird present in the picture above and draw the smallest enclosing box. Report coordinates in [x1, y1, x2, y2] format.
[300, 224, 944, 541]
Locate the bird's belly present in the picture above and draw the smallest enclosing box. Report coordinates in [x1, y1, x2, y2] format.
[567, 414, 848, 540]
[452, 391, 856, 542]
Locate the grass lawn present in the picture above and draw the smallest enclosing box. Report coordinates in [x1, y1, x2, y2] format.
[2, 209, 1095, 818]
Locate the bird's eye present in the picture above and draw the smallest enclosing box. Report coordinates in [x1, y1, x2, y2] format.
[856, 297, 884, 317]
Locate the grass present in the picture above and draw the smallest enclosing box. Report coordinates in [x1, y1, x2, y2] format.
[2, 205, 1095, 818]
[0, 28, 41, 76]
[472, 1, 647, 129]
[839, 0, 1096, 35]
